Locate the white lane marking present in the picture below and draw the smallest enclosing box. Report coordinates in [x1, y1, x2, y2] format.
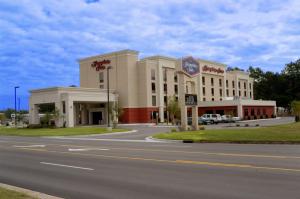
[14, 145, 46, 148]
[40, 162, 94, 171]
[149, 145, 192, 148]
[68, 148, 109, 152]
[47, 137, 167, 143]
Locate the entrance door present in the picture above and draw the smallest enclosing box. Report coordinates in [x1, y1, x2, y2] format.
[92, 112, 103, 125]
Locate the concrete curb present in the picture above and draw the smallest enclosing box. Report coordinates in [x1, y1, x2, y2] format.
[42, 130, 137, 138]
[0, 183, 63, 199]
[145, 136, 182, 143]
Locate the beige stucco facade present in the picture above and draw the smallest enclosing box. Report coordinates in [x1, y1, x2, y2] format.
[29, 49, 275, 126]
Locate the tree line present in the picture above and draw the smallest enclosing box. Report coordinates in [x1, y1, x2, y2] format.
[247, 59, 300, 109]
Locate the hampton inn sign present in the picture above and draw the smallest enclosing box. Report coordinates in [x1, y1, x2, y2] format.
[28, 49, 276, 127]
[91, 59, 111, 71]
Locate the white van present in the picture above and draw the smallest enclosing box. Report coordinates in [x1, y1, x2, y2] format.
[200, 114, 222, 124]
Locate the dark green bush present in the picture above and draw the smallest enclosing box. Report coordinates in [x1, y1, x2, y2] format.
[27, 124, 42, 129]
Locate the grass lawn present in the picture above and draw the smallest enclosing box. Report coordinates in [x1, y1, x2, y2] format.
[0, 126, 128, 137]
[0, 187, 36, 199]
[153, 122, 300, 143]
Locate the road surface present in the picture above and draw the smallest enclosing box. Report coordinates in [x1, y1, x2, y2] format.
[0, 125, 299, 199]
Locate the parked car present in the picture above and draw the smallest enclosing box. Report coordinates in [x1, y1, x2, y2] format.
[221, 115, 235, 123]
[232, 116, 241, 122]
[187, 117, 211, 125]
[201, 114, 222, 124]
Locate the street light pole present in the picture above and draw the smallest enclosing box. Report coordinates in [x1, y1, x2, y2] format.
[107, 66, 112, 128]
[14, 86, 19, 127]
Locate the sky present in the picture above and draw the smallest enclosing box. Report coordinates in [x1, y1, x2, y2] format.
[0, 0, 300, 110]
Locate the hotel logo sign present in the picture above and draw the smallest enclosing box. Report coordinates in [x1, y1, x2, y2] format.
[185, 94, 198, 106]
[91, 59, 111, 71]
[202, 65, 224, 74]
[182, 57, 200, 77]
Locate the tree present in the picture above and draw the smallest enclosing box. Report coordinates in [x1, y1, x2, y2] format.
[4, 108, 15, 119]
[227, 67, 244, 72]
[167, 95, 180, 125]
[109, 102, 124, 127]
[291, 101, 300, 122]
[0, 113, 6, 121]
[283, 59, 300, 102]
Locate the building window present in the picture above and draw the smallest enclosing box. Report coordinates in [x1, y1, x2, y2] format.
[186, 85, 188, 93]
[99, 72, 104, 83]
[244, 109, 249, 116]
[219, 79, 222, 87]
[99, 85, 104, 89]
[202, 87, 206, 96]
[251, 108, 255, 116]
[151, 69, 155, 81]
[152, 83, 156, 93]
[163, 69, 167, 82]
[62, 101, 66, 114]
[152, 96, 156, 106]
[244, 91, 247, 97]
[233, 90, 236, 96]
[203, 98, 206, 101]
[212, 98, 215, 101]
[239, 90, 241, 96]
[175, 96, 178, 101]
[174, 85, 178, 94]
[232, 81, 235, 88]
[164, 83, 167, 94]
[249, 83, 252, 89]
[226, 89, 229, 97]
[211, 78, 214, 86]
[238, 81, 241, 89]
[250, 92, 252, 98]
[220, 89, 223, 96]
[164, 96, 167, 106]
[174, 73, 178, 83]
[220, 98, 222, 101]
[244, 82, 247, 89]
[202, 77, 205, 85]
[226, 80, 228, 88]
[211, 88, 214, 96]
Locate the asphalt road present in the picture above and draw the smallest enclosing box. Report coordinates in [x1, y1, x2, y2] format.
[0, 124, 300, 199]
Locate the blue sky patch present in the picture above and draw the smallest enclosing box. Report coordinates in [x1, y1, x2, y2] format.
[0, 0, 299, 110]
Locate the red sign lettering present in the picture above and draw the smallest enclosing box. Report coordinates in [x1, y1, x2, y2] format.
[91, 59, 111, 71]
[202, 65, 224, 74]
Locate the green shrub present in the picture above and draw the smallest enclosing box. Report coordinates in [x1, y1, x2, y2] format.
[27, 124, 42, 129]
[198, 125, 205, 130]
[171, 128, 177, 132]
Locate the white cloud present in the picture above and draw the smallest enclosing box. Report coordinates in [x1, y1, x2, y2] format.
[0, 0, 300, 108]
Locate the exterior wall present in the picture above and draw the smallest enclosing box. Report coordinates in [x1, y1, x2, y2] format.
[242, 106, 275, 119]
[121, 107, 159, 123]
[76, 50, 273, 123]
[198, 106, 238, 116]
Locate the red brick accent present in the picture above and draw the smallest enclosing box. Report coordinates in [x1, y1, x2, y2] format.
[243, 106, 275, 120]
[120, 107, 159, 123]
[198, 106, 238, 116]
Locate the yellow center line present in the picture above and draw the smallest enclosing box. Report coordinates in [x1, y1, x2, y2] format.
[19, 148, 300, 173]
[2, 140, 300, 160]
[57, 144, 300, 160]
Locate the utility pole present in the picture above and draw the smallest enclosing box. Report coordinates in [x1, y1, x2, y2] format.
[14, 86, 19, 127]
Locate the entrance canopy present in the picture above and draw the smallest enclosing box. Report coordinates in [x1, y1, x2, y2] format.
[29, 87, 118, 127]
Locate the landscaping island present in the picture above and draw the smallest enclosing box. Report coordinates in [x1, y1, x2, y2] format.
[153, 122, 300, 144]
[0, 187, 35, 199]
[0, 126, 127, 137]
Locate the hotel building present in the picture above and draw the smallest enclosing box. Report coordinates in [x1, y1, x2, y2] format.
[29, 50, 276, 127]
